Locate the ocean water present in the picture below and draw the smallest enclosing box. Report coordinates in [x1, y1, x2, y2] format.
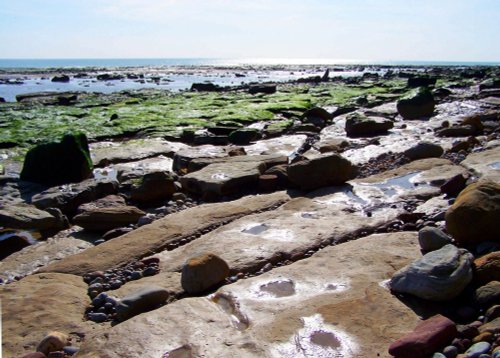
[0, 58, 499, 69]
[1, 58, 498, 102]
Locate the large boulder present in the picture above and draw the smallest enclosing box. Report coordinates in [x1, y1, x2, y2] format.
[20, 133, 93, 186]
[287, 153, 357, 191]
[344, 113, 393, 137]
[445, 180, 500, 245]
[389, 244, 474, 301]
[388, 315, 457, 358]
[181, 253, 229, 294]
[397, 87, 435, 119]
[115, 286, 169, 322]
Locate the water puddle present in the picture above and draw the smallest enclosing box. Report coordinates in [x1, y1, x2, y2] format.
[242, 223, 269, 235]
[489, 161, 500, 170]
[259, 279, 296, 298]
[271, 314, 357, 357]
[299, 212, 319, 219]
[93, 167, 118, 181]
[358, 172, 425, 197]
[211, 172, 229, 180]
[211, 293, 249, 331]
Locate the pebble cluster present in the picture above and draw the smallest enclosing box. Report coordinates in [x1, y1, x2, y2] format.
[84, 257, 160, 323]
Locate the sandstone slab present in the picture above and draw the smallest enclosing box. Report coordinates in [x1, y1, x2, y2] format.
[0, 273, 92, 357]
[75, 232, 423, 358]
[40, 191, 290, 275]
[0, 204, 62, 231]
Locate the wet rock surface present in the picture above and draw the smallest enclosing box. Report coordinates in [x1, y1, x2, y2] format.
[1, 65, 500, 357]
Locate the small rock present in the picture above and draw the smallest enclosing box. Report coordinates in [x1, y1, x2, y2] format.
[22, 353, 47, 358]
[36, 331, 69, 356]
[63, 346, 79, 356]
[473, 332, 494, 344]
[87, 312, 108, 323]
[418, 226, 453, 252]
[475, 281, 500, 308]
[441, 174, 467, 197]
[181, 253, 230, 294]
[397, 86, 435, 119]
[474, 252, 500, 286]
[465, 342, 491, 358]
[405, 141, 444, 160]
[115, 285, 169, 322]
[431, 353, 447, 358]
[479, 317, 500, 334]
[388, 314, 457, 358]
[442, 345, 458, 358]
[485, 305, 500, 322]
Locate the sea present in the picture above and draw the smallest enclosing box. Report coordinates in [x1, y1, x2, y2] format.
[1, 58, 498, 102]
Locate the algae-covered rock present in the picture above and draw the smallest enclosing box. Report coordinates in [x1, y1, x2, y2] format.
[397, 87, 435, 119]
[20, 133, 93, 186]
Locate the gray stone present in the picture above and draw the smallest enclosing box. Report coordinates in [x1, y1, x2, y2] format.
[87, 312, 108, 323]
[418, 226, 453, 252]
[389, 244, 474, 301]
[404, 142, 444, 161]
[431, 353, 446, 358]
[115, 286, 169, 322]
[465, 342, 491, 358]
[442, 345, 458, 358]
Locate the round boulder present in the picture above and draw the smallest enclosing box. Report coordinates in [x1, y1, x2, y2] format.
[181, 253, 230, 294]
[418, 226, 452, 252]
[474, 251, 500, 285]
[445, 180, 500, 246]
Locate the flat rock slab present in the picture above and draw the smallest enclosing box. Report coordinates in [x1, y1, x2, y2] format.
[0, 204, 60, 230]
[244, 135, 307, 156]
[76, 232, 422, 358]
[460, 146, 500, 181]
[40, 191, 291, 276]
[91, 139, 187, 167]
[0, 273, 92, 357]
[0, 230, 94, 281]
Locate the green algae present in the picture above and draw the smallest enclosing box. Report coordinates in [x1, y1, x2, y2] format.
[0, 80, 405, 154]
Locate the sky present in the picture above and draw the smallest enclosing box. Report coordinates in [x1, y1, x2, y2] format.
[0, 0, 499, 61]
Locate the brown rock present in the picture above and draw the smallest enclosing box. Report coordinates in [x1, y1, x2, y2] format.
[258, 174, 278, 192]
[472, 331, 494, 343]
[130, 171, 176, 204]
[474, 251, 500, 285]
[0, 274, 91, 356]
[72, 205, 145, 232]
[445, 180, 500, 245]
[388, 314, 457, 358]
[440, 174, 467, 197]
[181, 253, 229, 294]
[287, 153, 357, 191]
[36, 332, 69, 355]
[479, 317, 500, 334]
[22, 353, 47, 358]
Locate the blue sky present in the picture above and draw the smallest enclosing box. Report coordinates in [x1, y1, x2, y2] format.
[0, 0, 499, 61]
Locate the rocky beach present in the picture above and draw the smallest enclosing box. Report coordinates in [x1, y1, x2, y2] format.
[0, 64, 499, 358]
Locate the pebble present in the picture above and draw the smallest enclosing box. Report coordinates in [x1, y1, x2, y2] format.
[143, 267, 158, 276]
[63, 346, 79, 356]
[87, 312, 108, 323]
[130, 271, 142, 280]
[465, 342, 491, 358]
[432, 353, 447, 358]
[443, 345, 459, 358]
